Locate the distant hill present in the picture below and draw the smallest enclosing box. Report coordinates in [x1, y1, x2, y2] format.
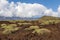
[39, 16, 60, 20]
[36, 16, 60, 24]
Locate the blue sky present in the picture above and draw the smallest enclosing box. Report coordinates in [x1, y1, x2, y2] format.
[8, 0, 60, 11]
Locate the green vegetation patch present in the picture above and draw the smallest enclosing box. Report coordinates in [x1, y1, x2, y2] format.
[32, 28, 51, 35]
[25, 26, 39, 30]
[1, 24, 19, 34]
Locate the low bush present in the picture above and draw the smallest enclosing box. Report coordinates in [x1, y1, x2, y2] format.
[24, 26, 39, 30]
[1, 24, 19, 34]
[32, 28, 51, 35]
[40, 21, 49, 25]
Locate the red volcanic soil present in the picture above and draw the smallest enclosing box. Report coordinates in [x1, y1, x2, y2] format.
[0, 21, 60, 40]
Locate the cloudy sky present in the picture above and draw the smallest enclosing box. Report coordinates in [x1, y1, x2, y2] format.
[0, 0, 60, 18]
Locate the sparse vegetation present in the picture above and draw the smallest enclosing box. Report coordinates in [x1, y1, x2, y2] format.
[32, 28, 51, 35]
[1, 24, 19, 34]
[25, 26, 39, 30]
[0, 16, 60, 40]
[40, 19, 60, 25]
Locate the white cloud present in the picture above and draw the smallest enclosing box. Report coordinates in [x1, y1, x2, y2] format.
[0, 0, 59, 18]
[15, 3, 47, 17]
[44, 9, 58, 17]
[58, 6, 60, 13]
[57, 6, 60, 17]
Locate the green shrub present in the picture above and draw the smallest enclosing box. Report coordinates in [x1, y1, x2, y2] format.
[1, 24, 19, 34]
[25, 26, 39, 30]
[9, 24, 17, 27]
[18, 23, 22, 25]
[54, 20, 60, 24]
[40, 19, 60, 25]
[1, 24, 6, 26]
[40, 21, 50, 25]
[8, 20, 16, 23]
[29, 26, 39, 29]
[32, 28, 51, 35]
